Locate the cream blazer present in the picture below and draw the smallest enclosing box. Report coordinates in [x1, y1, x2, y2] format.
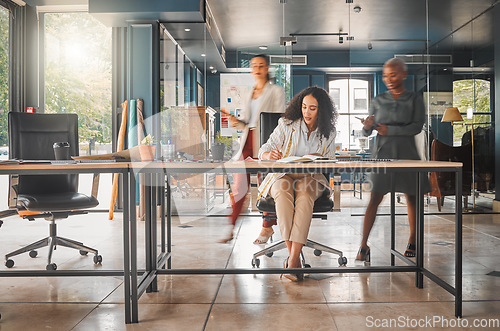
[257, 118, 337, 199]
[232, 82, 285, 159]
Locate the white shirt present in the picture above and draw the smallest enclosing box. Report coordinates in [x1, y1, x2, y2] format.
[248, 97, 261, 128]
[295, 119, 321, 156]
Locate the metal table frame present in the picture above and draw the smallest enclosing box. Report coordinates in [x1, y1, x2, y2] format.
[129, 160, 463, 323]
[0, 162, 136, 319]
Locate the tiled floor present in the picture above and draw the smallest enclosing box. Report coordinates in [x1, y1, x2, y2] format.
[0, 191, 499, 330]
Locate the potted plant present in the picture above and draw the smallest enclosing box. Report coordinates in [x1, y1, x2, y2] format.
[213, 132, 233, 161]
[137, 134, 156, 161]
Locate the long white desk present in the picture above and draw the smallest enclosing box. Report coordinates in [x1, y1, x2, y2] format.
[132, 160, 464, 324]
[0, 160, 464, 324]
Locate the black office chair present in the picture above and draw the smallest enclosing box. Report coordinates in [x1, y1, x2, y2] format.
[5, 112, 101, 271]
[251, 112, 347, 268]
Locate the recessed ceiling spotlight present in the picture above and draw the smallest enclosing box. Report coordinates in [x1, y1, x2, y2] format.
[184, 28, 191, 32]
[259, 46, 268, 50]
[443, 68, 448, 71]
[201, 53, 206, 57]
[209, 66, 214, 70]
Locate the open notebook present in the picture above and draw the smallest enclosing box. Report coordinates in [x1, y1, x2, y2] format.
[277, 155, 331, 163]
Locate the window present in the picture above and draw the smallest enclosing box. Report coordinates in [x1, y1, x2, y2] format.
[331, 88, 340, 110]
[452, 79, 491, 145]
[354, 88, 368, 111]
[0, 6, 8, 158]
[44, 12, 112, 156]
[328, 77, 372, 150]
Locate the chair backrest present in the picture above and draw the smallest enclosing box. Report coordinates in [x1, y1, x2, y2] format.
[9, 112, 79, 195]
[260, 112, 282, 145]
[430, 138, 472, 196]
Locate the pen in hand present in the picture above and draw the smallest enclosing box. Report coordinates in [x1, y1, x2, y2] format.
[270, 143, 283, 160]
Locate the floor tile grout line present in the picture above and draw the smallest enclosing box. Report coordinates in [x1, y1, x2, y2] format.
[434, 214, 500, 241]
[201, 221, 243, 330]
[70, 281, 124, 330]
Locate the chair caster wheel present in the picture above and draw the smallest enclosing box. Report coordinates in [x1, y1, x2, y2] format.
[46, 263, 57, 271]
[93, 255, 102, 264]
[338, 256, 348, 266]
[314, 249, 322, 256]
[265, 251, 273, 257]
[252, 258, 260, 268]
[29, 250, 38, 258]
[5, 259, 14, 268]
[79, 250, 88, 256]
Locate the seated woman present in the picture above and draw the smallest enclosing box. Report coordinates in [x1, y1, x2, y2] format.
[258, 86, 337, 281]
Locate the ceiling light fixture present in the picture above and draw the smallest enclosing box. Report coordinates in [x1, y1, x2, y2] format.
[259, 46, 268, 50]
[339, 36, 344, 44]
[280, 36, 297, 46]
[346, 0, 353, 3]
[201, 53, 206, 57]
[184, 28, 191, 32]
[367, 42, 372, 50]
[353, 5, 361, 13]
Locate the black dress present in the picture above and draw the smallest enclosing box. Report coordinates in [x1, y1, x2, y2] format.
[362, 91, 430, 195]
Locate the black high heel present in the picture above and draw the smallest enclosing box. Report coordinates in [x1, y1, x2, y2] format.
[356, 246, 371, 262]
[404, 243, 416, 257]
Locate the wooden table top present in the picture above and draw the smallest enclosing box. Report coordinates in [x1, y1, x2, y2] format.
[0, 160, 462, 174]
[129, 160, 463, 172]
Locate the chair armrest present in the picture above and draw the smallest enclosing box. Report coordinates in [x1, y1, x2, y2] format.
[91, 173, 100, 199]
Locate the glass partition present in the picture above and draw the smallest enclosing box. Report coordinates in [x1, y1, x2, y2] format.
[428, 0, 496, 199]
[0, 6, 8, 157]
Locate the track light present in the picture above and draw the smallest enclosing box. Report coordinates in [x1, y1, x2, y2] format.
[368, 42, 372, 50]
[339, 36, 344, 44]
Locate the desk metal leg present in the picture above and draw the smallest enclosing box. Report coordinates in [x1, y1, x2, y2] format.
[145, 173, 153, 293]
[130, 173, 138, 323]
[166, 174, 172, 269]
[416, 171, 424, 289]
[151, 173, 158, 292]
[390, 173, 395, 266]
[122, 171, 132, 324]
[455, 168, 463, 317]
[160, 173, 166, 269]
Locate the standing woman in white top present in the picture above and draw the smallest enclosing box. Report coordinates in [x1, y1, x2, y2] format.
[220, 54, 285, 243]
[259, 86, 337, 281]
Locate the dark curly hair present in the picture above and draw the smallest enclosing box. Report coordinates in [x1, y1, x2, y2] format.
[282, 86, 337, 139]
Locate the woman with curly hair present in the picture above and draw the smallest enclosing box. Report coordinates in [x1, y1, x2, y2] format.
[258, 86, 337, 281]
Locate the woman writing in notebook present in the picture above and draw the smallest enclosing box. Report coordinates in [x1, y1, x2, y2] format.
[220, 54, 285, 243]
[258, 86, 337, 281]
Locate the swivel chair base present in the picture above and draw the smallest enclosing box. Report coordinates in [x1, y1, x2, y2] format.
[252, 238, 347, 268]
[5, 219, 102, 270]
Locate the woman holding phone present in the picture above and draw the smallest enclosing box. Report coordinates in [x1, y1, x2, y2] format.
[356, 58, 429, 262]
[220, 54, 285, 243]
